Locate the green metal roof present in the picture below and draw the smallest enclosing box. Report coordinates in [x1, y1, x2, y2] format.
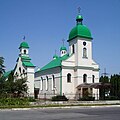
[20, 55, 35, 67]
[21, 56, 31, 62]
[37, 54, 69, 72]
[22, 61, 35, 67]
[19, 42, 29, 49]
[60, 46, 67, 51]
[53, 54, 58, 59]
[68, 15, 92, 41]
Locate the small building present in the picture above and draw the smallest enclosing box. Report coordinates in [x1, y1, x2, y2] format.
[35, 13, 100, 100]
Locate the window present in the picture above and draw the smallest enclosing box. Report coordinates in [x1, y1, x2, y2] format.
[23, 69, 25, 74]
[72, 44, 75, 54]
[83, 48, 87, 58]
[67, 73, 71, 83]
[92, 75, 95, 83]
[52, 75, 55, 90]
[83, 41, 86, 46]
[46, 76, 49, 91]
[83, 74, 87, 83]
[19, 67, 21, 73]
[24, 50, 26, 54]
[40, 77, 43, 91]
[53, 75, 55, 88]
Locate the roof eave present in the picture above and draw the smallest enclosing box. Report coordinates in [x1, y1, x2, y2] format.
[67, 35, 93, 42]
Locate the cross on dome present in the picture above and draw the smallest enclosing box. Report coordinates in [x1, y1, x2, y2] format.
[78, 7, 81, 15]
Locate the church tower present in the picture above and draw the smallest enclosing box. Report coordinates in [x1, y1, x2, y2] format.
[14, 40, 35, 97]
[19, 41, 29, 57]
[67, 13, 99, 99]
[68, 14, 93, 66]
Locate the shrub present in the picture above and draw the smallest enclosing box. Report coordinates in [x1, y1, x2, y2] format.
[51, 95, 68, 101]
[78, 96, 95, 101]
[28, 97, 36, 102]
[0, 98, 29, 106]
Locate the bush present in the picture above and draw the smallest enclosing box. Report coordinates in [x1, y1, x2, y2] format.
[51, 95, 68, 101]
[78, 96, 95, 101]
[105, 96, 119, 100]
[28, 97, 36, 102]
[0, 98, 29, 106]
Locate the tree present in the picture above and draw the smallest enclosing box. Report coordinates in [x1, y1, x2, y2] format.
[0, 71, 28, 98]
[0, 57, 5, 77]
[99, 76, 109, 100]
[110, 74, 120, 99]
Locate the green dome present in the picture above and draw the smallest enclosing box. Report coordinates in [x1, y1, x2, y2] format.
[60, 46, 67, 51]
[76, 15, 83, 21]
[68, 15, 92, 40]
[19, 42, 29, 49]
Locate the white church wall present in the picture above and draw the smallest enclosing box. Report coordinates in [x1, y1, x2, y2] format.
[77, 39, 92, 66]
[62, 54, 75, 66]
[61, 68, 75, 99]
[34, 67, 61, 99]
[14, 57, 26, 78]
[27, 72, 34, 96]
[68, 38, 77, 55]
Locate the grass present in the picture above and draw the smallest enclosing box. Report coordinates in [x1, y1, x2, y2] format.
[0, 103, 120, 109]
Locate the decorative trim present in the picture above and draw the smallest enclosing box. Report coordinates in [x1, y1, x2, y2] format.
[67, 36, 93, 42]
[62, 66, 99, 71]
[60, 67, 62, 95]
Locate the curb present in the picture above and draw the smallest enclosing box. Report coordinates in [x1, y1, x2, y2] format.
[1, 104, 120, 111]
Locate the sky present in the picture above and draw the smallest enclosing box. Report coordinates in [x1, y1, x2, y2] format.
[0, 0, 120, 76]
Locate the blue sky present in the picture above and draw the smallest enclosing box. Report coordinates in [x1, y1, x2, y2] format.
[0, 0, 120, 76]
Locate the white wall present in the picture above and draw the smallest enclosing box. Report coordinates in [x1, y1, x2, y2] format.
[35, 67, 61, 99]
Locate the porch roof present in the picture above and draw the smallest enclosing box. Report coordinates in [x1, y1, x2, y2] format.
[77, 82, 111, 89]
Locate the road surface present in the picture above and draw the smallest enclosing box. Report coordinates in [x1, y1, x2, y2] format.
[0, 106, 120, 120]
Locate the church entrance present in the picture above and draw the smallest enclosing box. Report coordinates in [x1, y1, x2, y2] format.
[83, 88, 88, 97]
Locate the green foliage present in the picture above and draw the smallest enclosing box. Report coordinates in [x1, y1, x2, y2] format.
[99, 74, 120, 100]
[28, 97, 36, 102]
[51, 95, 68, 101]
[0, 71, 28, 97]
[110, 74, 120, 99]
[0, 98, 29, 106]
[99, 76, 109, 100]
[78, 96, 95, 101]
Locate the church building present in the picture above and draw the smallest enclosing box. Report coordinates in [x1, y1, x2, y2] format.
[35, 13, 100, 100]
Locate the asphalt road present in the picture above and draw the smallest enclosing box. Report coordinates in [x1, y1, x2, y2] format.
[0, 106, 120, 120]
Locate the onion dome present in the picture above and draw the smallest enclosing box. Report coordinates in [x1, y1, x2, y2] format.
[60, 46, 67, 51]
[19, 42, 29, 49]
[68, 15, 92, 41]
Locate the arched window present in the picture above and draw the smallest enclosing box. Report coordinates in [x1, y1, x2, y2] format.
[46, 76, 49, 91]
[72, 44, 75, 54]
[52, 75, 55, 91]
[83, 48, 87, 58]
[67, 73, 71, 83]
[24, 50, 26, 54]
[52, 75, 55, 88]
[92, 75, 95, 83]
[40, 77, 43, 91]
[23, 69, 25, 74]
[83, 74, 87, 83]
[19, 67, 21, 73]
